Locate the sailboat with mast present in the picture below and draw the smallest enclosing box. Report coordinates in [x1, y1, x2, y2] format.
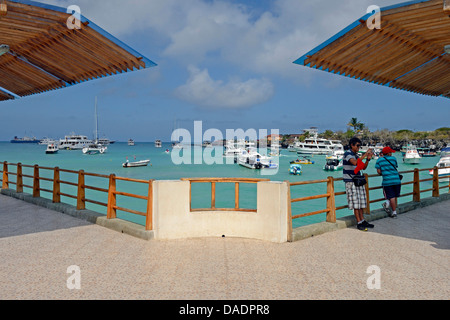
[83, 97, 108, 155]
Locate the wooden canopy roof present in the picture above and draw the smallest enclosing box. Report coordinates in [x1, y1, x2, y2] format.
[294, 0, 450, 99]
[0, 0, 157, 101]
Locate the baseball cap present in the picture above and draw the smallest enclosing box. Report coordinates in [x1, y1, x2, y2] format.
[382, 146, 396, 154]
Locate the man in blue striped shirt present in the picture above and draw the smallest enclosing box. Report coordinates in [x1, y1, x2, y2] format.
[375, 146, 402, 218]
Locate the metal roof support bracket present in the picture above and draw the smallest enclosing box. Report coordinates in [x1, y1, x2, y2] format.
[444, 0, 450, 12]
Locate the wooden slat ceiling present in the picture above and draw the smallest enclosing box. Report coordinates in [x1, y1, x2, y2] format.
[294, 0, 450, 99]
[0, 89, 14, 101]
[0, 0, 156, 101]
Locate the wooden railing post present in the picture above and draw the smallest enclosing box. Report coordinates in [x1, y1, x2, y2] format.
[326, 176, 336, 223]
[234, 182, 240, 210]
[77, 170, 86, 210]
[32, 165, 40, 198]
[189, 181, 192, 212]
[53, 167, 60, 203]
[107, 174, 117, 219]
[145, 180, 153, 231]
[364, 173, 370, 214]
[285, 181, 293, 242]
[413, 168, 420, 202]
[16, 163, 23, 193]
[2, 161, 8, 189]
[432, 166, 439, 198]
[211, 182, 216, 210]
[448, 171, 450, 194]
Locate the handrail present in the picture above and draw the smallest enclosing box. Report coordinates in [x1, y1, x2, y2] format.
[1, 162, 154, 231]
[1, 161, 449, 235]
[288, 166, 450, 225]
[181, 177, 270, 212]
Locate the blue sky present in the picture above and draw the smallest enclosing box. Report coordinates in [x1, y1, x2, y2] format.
[1, 0, 448, 142]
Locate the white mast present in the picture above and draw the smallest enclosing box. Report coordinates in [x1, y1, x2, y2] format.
[94, 96, 98, 143]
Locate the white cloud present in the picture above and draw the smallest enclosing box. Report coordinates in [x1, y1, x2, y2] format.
[175, 66, 274, 109]
[42, 0, 398, 80]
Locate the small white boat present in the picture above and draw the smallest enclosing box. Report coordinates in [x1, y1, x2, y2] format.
[155, 140, 162, 148]
[237, 148, 278, 170]
[289, 164, 302, 175]
[98, 138, 115, 145]
[323, 158, 343, 171]
[172, 142, 183, 149]
[122, 159, 151, 168]
[39, 137, 55, 145]
[128, 139, 135, 146]
[202, 140, 213, 148]
[45, 143, 59, 154]
[403, 145, 421, 164]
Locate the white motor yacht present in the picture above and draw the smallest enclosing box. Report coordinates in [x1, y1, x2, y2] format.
[223, 140, 245, 158]
[429, 147, 450, 178]
[296, 131, 342, 155]
[39, 137, 54, 145]
[98, 138, 115, 145]
[403, 145, 421, 164]
[326, 143, 345, 160]
[59, 134, 92, 150]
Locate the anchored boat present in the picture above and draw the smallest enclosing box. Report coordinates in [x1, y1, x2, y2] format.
[290, 157, 315, 165]
[289, 164, 302, 175]
[323, 158, 343, 171]
[403, 145, 421, 164]
[82, 97, 108, 155]
[237, 148, 278, 170]
[45, 142, 59, 154]
[122, 159, 151, 168]
[429, 147, 450, 178]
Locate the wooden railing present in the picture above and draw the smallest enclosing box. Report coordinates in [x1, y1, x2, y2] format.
[1, 161, 449, 236]
[1, 162, 154, 230]
[287, 166, 450, 226]
[181, 177, 270, 212]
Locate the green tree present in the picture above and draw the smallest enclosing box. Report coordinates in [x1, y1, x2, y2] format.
[347, 118, 365, 134]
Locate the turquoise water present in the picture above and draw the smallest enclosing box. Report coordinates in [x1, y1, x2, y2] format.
[0, 142, 446, 228]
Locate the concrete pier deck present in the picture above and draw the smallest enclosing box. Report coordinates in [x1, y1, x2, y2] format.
[0, 194, 449, 300]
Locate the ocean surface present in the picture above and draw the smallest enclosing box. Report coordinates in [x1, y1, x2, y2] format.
[0, 142, 446, 228]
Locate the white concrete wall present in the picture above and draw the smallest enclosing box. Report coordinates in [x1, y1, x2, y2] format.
[152, 180, 289, 243]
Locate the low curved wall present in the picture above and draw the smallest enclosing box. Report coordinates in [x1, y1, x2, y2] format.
[152, 180, 289, 243]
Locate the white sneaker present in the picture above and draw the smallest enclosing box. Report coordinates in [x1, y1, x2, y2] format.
[382, 202, 392, 215]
